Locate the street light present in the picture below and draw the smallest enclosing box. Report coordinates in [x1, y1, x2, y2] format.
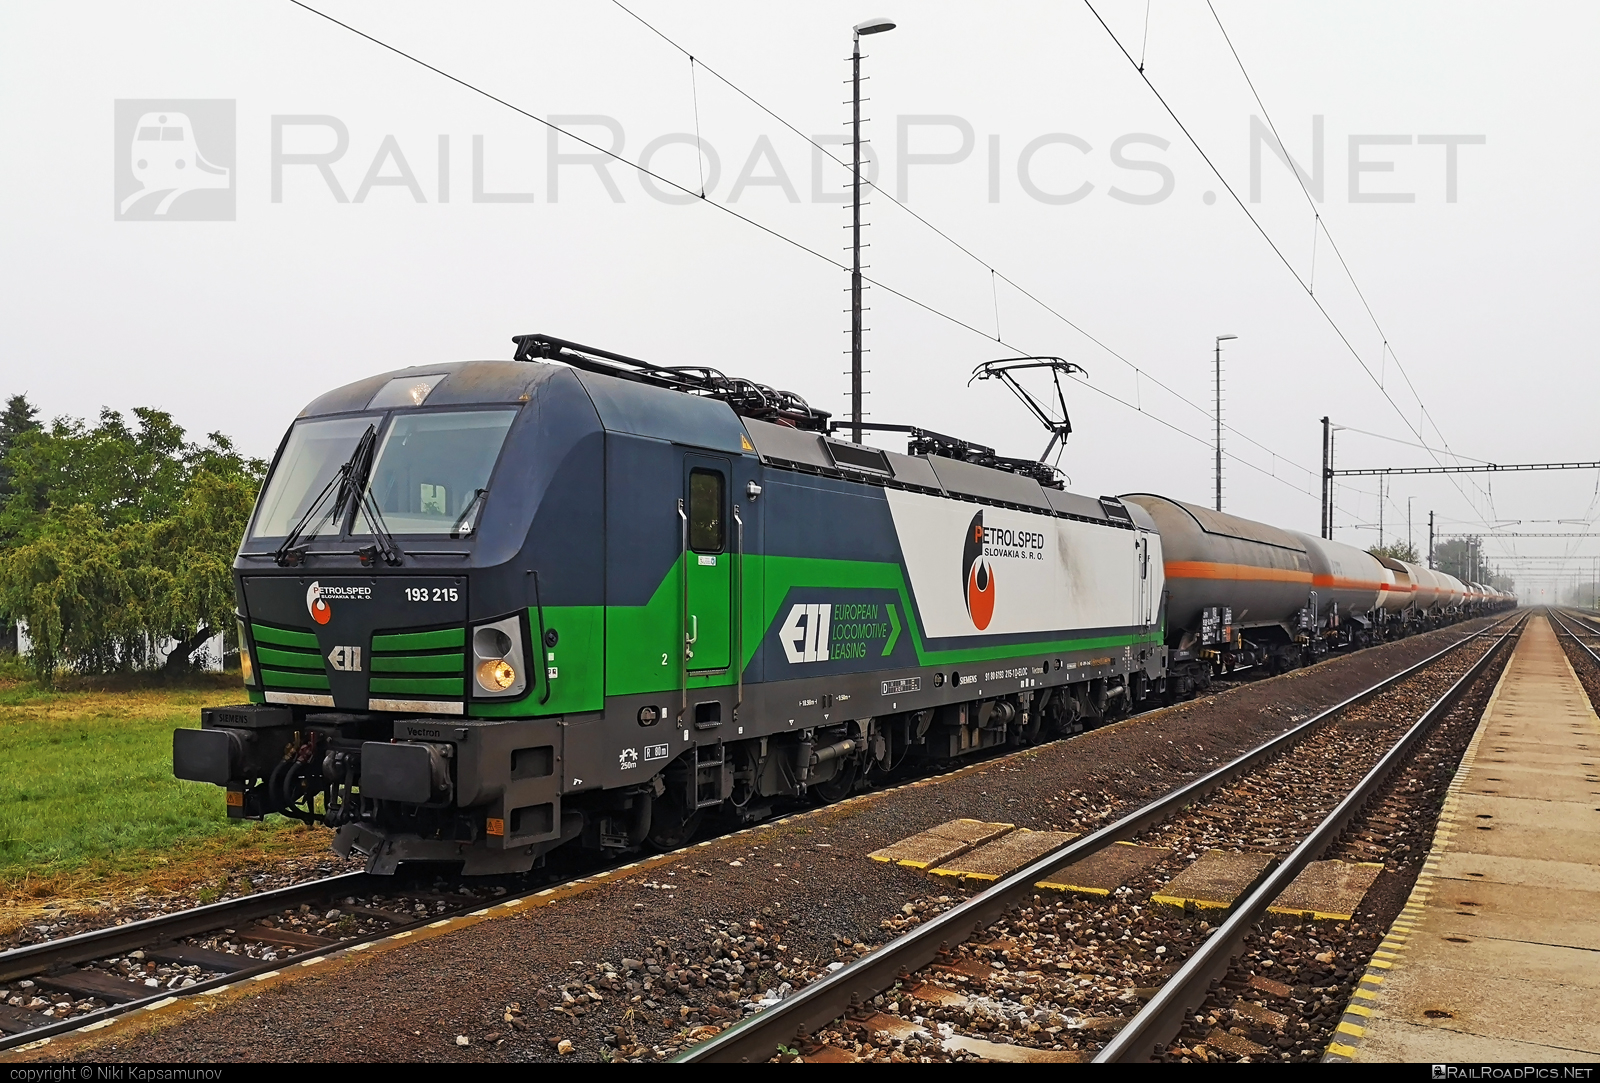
[850, 17, 896, 444]
[1214, 335, 1236, 512]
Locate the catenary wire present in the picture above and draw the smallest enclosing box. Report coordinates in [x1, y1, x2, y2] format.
[1084, 0, 1498, 532]
[286, 0, 1332, 503]
[1198, 0, 1500, 520]
[605, 0, 1325, 489]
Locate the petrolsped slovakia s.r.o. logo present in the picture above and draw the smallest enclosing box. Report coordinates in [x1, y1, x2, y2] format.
[306, 582, 331, 625]
[963, 512, 995, 631]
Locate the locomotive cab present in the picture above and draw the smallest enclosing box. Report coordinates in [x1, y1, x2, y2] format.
[175, 359, 614, 873]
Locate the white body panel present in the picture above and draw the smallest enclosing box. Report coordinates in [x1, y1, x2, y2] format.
[884, 489, 1161, 639]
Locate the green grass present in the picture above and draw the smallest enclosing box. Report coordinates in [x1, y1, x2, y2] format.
[0, 676, 314, 890]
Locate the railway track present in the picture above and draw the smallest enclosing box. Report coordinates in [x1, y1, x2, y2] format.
[0, 614, 1506, 1057]
[674, 613, 1523, 1064]
[0, 870, 528, 1050]
[1554, 607, 1600, 646]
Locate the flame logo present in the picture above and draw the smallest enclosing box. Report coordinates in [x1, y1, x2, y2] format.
[306, 582, 331, 625]
[962, 512, 995, 631]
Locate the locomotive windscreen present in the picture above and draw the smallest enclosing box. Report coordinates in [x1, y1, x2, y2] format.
[250, 414, 378, 538]
[352, 409, 517, 535]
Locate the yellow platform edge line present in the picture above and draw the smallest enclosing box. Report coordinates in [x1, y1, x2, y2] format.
[1322, 620, 1522, 1059]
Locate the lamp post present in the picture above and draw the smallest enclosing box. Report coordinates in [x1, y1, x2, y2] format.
[1214, 334, 1236, 512]
[851, 17, 895, 444]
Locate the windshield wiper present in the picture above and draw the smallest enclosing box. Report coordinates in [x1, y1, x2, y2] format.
[273, 425, 381, 567]
[450, 488, 488, 538]
[355, 484, 403, 567]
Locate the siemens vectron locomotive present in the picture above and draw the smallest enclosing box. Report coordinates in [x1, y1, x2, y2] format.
[173, 335, 1509, 875]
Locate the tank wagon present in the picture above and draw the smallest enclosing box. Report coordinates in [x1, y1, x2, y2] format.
[175, 336, 1166, 874]
[173, 335, 1510, 875]
[1118, 495, 1507, 697]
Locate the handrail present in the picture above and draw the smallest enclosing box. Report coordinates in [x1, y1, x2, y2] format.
[678, 498, 689, 726]
[734, 505, 744, 722]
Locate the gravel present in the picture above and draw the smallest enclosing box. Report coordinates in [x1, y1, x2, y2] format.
[789, 624, 1509, 1062]
[23, 618, 1503, 1063]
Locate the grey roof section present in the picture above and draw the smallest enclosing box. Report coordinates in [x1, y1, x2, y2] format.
[298, 360, 551, 418]
[1047, 489, 1110, 521]
[426, 360, 549, 405]
[882, 450, 943, 491]
[569, 367, 751, 455]
[1124, 500, 1159, 533]
[743, 418, 834, 470]
[1123, 493, 1307, 552]
[928, 456, 1053, 511]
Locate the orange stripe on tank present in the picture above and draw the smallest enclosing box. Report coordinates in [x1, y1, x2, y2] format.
[1311, 574, 1386, 591]
[1165, 561, 1313, 584]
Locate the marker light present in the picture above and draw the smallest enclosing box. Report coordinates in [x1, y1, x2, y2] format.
[478, 658, 517, 691]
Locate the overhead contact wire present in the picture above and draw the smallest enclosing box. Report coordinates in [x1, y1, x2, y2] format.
[290, 0, 1328, 503]
[607, 0, 1323, 492]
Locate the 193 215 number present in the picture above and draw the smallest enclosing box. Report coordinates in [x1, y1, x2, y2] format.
[405, 587, 459, 602]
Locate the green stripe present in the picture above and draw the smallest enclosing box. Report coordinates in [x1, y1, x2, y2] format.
[261, 668, 331, 690]
[257, 645, 326, 671]
[370, 676, 464, 696]
[252, 623, 319, 648]
[373, 627, 464, 652]
[371, 653, 464, 674]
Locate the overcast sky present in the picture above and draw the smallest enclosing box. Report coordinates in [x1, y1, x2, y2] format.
[3, 1, 1596, 599]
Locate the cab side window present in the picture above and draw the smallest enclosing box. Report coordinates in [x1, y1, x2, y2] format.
[689, 470, 724, 553]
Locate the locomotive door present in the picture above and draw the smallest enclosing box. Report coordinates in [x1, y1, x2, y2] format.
[1136, 533, 1154, 633]
[681, 456, 732, 673]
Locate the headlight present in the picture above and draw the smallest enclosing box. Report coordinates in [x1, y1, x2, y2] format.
[237, 618, 257, 687]
[477, 658, 517, 690]
[471, 614, 528, 698]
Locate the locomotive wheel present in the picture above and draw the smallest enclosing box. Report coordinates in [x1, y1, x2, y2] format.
[647, 803, 703, 850]
[811, 762, 859, 804]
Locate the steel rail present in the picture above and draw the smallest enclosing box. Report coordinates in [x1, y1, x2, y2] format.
[672, 614, 1518, 1063]
[0, 872, 381, 1050]
[1552, 610, 1600, 666]
[1096, 612, 1524, 1061]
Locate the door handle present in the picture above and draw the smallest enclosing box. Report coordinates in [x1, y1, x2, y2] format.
[685, 614, 698, 659]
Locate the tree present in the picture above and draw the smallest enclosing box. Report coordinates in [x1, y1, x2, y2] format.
[0, 394, 40, 502]
[0, 394, 41, 652]
[0, 407, 262, 545]
[0, 405, 265, 682]
[1369, 541, 1420, 563]
[147, 471, 260, 671]
[0, 506, 155, 681]
[1433, 538, 1491, 583]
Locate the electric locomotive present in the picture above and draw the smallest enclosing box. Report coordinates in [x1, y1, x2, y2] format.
[174, 335, 1167, 874]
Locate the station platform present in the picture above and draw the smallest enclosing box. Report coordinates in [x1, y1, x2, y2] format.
[1328, 616, 1600, 1062]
